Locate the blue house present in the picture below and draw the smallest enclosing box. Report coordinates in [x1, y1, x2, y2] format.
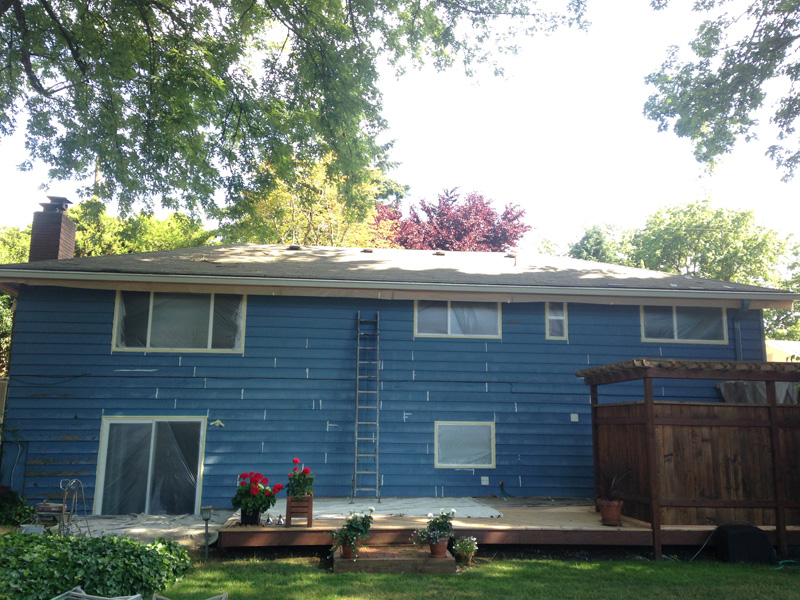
[0, 205, 795, 514]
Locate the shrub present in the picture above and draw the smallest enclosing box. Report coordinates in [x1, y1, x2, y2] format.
[0, 533, 192, 600]
[0, 490, 34, 526]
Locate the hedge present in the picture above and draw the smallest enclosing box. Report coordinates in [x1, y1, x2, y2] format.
[0, 533, 192, 600]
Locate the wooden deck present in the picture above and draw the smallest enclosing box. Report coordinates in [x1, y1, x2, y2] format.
[217, 497, 800, 553]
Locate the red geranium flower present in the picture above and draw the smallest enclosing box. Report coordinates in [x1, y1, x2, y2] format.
[293, 467, 299, 472]
[273, 483, 284, 493]
[302, 467, 311, 475]
[249, 471, 255, 478]
[249, 486, 259, 496]
[255, 472, 263, 480]
[239, 481, 248, 486]
[293, 458, 301, 464]
[240, 472, 248, 479]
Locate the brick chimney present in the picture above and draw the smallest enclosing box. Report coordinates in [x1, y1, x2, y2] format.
[29, 196, 76, 262]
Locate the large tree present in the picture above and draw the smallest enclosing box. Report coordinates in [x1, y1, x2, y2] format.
[628, 199, 785, 286]
[568, 225, 629, 265]
[219, 155, 407, 247]
[644, 1, 800, 179]
[0, 1, 584, 214]
[381, 189, 531, 251]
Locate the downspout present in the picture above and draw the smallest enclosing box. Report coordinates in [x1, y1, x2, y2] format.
[732, 299, 751, 361]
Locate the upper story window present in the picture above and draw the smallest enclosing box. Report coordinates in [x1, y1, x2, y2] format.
[641, 305, 726, 343]
[546, 302, 568, 340]
[415, 300, 501, 338]
[114, 291, 245, 352]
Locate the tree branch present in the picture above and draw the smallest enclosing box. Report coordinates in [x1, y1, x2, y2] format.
[37, 0, 88, 76]
[12, 0, 51, 95]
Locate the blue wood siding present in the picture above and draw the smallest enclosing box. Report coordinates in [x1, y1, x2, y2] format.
[0, 286, 765, 510]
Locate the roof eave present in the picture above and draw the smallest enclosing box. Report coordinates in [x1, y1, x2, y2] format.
[0, 269, 796, 308]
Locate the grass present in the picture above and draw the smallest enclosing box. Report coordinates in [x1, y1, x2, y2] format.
[162, 554, 800, 600]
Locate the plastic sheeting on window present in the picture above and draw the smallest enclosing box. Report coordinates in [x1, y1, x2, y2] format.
[212, 295, 244, 349]
[117, 291, 150, 348]
[102, 422, 151, 514]
[100, 420, 201, 515]
[450, 302, 499, 336]
[643, 306, 724, 341]
[436, 422, 494, 467]
[548, 302, 566, 338]
[116, 292, 243, 350]
[150, 293, 211, 348]
[417, 301, 448, 334]
[676, 306, 724, 340]
[642, 306, 674, 339]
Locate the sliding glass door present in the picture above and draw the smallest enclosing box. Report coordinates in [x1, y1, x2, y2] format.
[96, 418, 204, 515]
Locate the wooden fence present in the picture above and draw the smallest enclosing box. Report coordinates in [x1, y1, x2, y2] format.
[577, 359, 800, 560]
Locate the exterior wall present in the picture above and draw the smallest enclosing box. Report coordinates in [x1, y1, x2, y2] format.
[0, 286, 765, 511]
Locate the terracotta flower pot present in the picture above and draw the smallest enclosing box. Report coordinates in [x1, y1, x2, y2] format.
[597, 499, 623, 526]
[429, 539, 449, 558]
[341, 544, 356, 559]
[456, 552, 474, 565]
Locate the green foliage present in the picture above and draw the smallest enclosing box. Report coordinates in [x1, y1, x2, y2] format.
[0, 533, 192, 600]
[0, 226, 27, 374]
[0, 491, 34, 526]
[411, 508, 457, 544]
[328, 507, 375, 557]
[219, 156, 407, 247]
[568, 225, 630, 265]
[764, 244, 800, 340]
[644, 1, 800, 179]
[0, 228, 30, 264]
[628, 199, 784, 286]
[0, 0, 585, 214]
[69, 200, 214, 258]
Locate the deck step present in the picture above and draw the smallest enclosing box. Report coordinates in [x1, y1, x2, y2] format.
[333, 545, 455, 573]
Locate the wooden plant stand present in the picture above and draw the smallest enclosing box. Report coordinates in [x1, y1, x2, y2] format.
[285, 495, 313, 527]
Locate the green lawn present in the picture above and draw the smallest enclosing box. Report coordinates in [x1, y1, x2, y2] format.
[162, 555, 800, 600]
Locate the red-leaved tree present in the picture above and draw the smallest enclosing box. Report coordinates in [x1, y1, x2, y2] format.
[374, 189, 530, 251]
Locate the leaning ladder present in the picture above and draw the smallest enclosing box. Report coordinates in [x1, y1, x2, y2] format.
[351, 311, 381, 501]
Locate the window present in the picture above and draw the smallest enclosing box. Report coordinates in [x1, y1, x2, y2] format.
[435, 422, 495, 468]
[415, 301, 500, 338]
[114, 291, 245, 351]
[546, 302, 568, 340]
[641, 306, 727, 343]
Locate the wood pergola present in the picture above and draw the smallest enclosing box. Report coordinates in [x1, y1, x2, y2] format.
[576, 358, 800, 560]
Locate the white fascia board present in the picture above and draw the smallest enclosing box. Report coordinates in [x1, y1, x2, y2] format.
[0, 268, 796, 306]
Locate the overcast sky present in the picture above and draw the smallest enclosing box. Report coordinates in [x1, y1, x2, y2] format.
[1, 1, 797, 251]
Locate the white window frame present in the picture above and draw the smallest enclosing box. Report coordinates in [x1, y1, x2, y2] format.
[414, 300, 502, 339]
[94, 416, 207, 515]
[640, 305, 728, 344]
[546, 302, 568, 340]
[113, 291, 246, 353]
[434, 421, 496, 469]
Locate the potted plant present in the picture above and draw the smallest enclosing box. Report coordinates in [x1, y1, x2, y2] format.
[411, 508, 456, 558]
[453, 536, 478, 564]
[285, 457, 315, 526]
[596, 460, 629, 526]
[231, 471, 283, 525]
[329, 507, 375, 560]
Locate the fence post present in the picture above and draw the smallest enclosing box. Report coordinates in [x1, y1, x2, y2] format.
[643, 376, 662, 560]
[766, 380, 788, 558]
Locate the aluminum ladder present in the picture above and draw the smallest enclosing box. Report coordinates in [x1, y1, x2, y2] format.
[351, 311, 381, 501]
